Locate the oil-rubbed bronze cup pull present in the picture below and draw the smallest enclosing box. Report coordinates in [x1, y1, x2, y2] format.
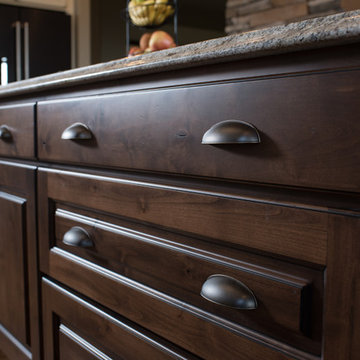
[201, 120, 261, 145]
[201, 274, 257, 309]
[62, 226, 94, 248]
[61, 122, 93, 140]
[0, 125, 12, 140]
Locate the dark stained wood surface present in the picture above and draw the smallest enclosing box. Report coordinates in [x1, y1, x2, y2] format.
[0, 104, 35, 159]
[41, 168, 328, 265]
[0, 349, 6, 360]
[37, 70, 360, 192]
[0, 194, 28, 345]
[2, 42, 360, 360]
[46, 249, 318, 360]
[0, 161, 39, 360]
[0, 326, 29, 360]
[42, 278, 200, 360]
[53, 207, 324, 354]
[323, 215, 360, 360]
[59, 330, 100, 360]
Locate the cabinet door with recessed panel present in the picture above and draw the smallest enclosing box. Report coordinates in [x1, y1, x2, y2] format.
[0, 161, 39, 360]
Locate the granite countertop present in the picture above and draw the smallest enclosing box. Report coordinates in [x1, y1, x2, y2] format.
[0, 10, 359, 98]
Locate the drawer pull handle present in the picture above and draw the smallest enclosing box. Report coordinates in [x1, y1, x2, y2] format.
[61, 123, 93, 140]
[202, 120, 261, 145]
[201, 274, 257, 310]
[0, 125, 12, 140]
[62, 226, 94, 248]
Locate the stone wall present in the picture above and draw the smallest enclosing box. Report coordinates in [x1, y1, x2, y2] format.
[226, 0, 343, 34]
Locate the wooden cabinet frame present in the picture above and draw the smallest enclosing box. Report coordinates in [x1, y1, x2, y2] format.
[0, 161, 40, 360]
[0, 42, 359, 360]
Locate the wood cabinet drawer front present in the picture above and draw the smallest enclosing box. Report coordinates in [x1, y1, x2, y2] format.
[52, 208, 323, 356]
[0, 104, 35, 158]
[38, 169, 325, 358]
[38, 71, 360, 192]
[42, 278, 198, 360]
[45, 249, 318, 360]
[40, 168, 328, 265]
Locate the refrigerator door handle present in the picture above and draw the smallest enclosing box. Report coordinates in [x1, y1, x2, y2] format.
[15, 21, 22, 81]
[23, 22, 30, 79]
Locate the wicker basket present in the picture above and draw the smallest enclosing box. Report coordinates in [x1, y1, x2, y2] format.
[128, 1, 174, 27]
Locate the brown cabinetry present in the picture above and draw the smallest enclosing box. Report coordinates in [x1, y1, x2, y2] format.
[0, 161, 39, 360]
[37, 168, 325, 358]
[0, 41, 360, 360]
[0, 192, 28, 345]
[35, 55, 360, 357]
[42, 278, 198, 360]
[0, 104, 35, 159]
[37, 71, 360, 192]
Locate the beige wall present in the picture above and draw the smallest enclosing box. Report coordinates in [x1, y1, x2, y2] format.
[0, 0, 72, 13]
[75, 0, 91, 67]
[342, 0, 360, 10]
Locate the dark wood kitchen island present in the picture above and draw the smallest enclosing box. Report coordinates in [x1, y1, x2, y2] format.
[0, 10, 359, 360]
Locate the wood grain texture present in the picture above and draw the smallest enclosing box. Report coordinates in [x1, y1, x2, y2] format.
[59, 331, 101, 360]
[0, 326, 31, 360]
[37, 70, 360, 192]
[0, 325, 30, 360]
[0, 349, 7, 360]
[53, 208, 324, 354]
[42, 168, 328, 265]
[47, 248, 319, 360]
[42, 278, 200, 360]
[3, 42, 360, 360]
[0, 194, 28, 345]
[323, 215, 360, 360]
[0, 104, 35, 159]
[0, 161, 39, 360]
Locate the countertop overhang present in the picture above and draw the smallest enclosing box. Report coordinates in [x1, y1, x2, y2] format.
[0, 10, 359, 98]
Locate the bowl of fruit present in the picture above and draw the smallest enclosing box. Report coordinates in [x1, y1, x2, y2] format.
[128, 0, 175, 27]
[128, 30, 176, 56]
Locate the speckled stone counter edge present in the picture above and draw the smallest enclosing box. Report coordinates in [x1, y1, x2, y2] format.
[0, 10, 359, 98]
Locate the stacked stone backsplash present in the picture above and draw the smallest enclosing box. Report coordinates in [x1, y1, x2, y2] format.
[226, 0, 343, 34]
